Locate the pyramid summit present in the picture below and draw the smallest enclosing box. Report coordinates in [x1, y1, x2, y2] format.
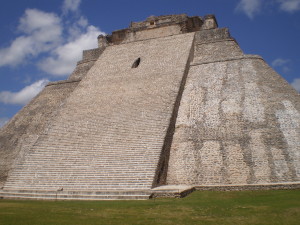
[1, 14, 300, 200]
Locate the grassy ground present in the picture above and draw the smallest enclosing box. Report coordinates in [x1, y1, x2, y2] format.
[0, 190, 299, 225]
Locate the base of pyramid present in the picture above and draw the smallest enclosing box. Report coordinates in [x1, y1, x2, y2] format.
[0, 189, 152, 200]
[1, 182, 299, 200]
[194, 182, 300, 191]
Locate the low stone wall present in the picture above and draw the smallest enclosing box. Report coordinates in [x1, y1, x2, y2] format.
[195, 182, 300, 191]
[82, 48, 103, 61]
[150, 187, 195, 199]
[68, 48, 104, 80]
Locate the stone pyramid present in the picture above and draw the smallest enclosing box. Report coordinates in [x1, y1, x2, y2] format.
[1, 14, 299, 200]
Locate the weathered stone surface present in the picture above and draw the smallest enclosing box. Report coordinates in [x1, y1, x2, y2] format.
[1, 14, 299, 199]
[0, 82, 79, 187]
[3, 32, 194, 191]
[68, 48, 104, 80]
[166, 30, 300, 185]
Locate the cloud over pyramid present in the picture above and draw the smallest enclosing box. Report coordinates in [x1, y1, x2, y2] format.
[1, 14, 300, 200]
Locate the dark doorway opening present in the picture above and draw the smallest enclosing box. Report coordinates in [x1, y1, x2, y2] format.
[132, 57, 141, 68]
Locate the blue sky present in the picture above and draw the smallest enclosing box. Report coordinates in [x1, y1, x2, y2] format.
[0, 0, 300, 127]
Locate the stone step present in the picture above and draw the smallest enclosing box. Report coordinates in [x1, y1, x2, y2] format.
[0, 185, 197, 200]
[5, 181, 153, 186]
[5, 173, 155, 178]
[4, 177, 154, 182]
[19, 155, 161, 162]
[32, 143, 164, 148]
[6, 181, 153, 185]
[5, 178, 154, 183]
[3, 34, 194, 193]
[10, 169, 156, 173]
[13, 164, 157, 168]
[23, 154, 156, 157]
[3, 184, 151, 189]
[16, 159, 159, 163]
[28, 152, 159, 155]
[0, 189, 151, 200]
[7, 174, 155, 178]
[11, 169, 156, 173]
[7, 180, 154, 184]
[7, 173, 155, 177]
[3, 188, 151, 192]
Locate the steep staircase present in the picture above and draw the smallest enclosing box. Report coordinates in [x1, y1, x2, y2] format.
[1, 33, 194, 199]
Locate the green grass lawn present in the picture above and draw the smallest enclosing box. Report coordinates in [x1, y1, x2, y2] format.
[0, 190, 299, 225]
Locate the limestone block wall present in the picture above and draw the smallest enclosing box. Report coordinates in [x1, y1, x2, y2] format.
[4, 33, 195, 191]
[130, 14, 188, 29]
[0, 81, 79, 187]
[124, 25, 183, 44]
[167, 28, 300, 185]
[82, 48, 103, 61]
[106, 15, 203, 46]
[2, 18, 299, 192]
[193, 28, 244, 64]
[68, 48, 104, 80]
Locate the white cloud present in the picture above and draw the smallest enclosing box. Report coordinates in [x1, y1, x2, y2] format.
[0, 36, 34, 66]
[272, 58, 290, 67]
[272, 58, 291, 73]
[278, 0, 300, 12]
[0, 1, 104, 77]
[0, 79, 49, 105]
[236, 0, 300, 18]
[39, 26, 103, 76]
[41, 3, 104, 77]
[77, 16, 88, 27]
[18, 9, 61, 35]
[291, 78, 300, 92]
[0, 118, 9, 128]
[67, 16, 89, 41]
[235, 0, 262, 19]
[62, 0, 81, 14]
[0, 9, 62, 67]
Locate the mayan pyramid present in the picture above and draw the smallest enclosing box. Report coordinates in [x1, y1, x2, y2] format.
[1, 14, 299, 200]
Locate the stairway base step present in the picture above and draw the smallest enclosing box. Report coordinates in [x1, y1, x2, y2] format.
[0, 185, 198, 200]
[0, 189, 151, 200]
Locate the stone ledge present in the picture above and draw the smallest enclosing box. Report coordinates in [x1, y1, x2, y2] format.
[150, 185, 195, 198]
[191, 54, 263, 66]
[0, 189, 151, 200]
[195, 28, 231, 42]
[46, 79, 82, 87]
[195, 38, 238, 46]
[1, 182, 299, 200]
[107, 31, 194, 46]
[194, 182, 300, 191]
[77, 58, 98, 65]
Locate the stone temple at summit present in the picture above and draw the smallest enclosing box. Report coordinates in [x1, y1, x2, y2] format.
[0, 14, 299, 200]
